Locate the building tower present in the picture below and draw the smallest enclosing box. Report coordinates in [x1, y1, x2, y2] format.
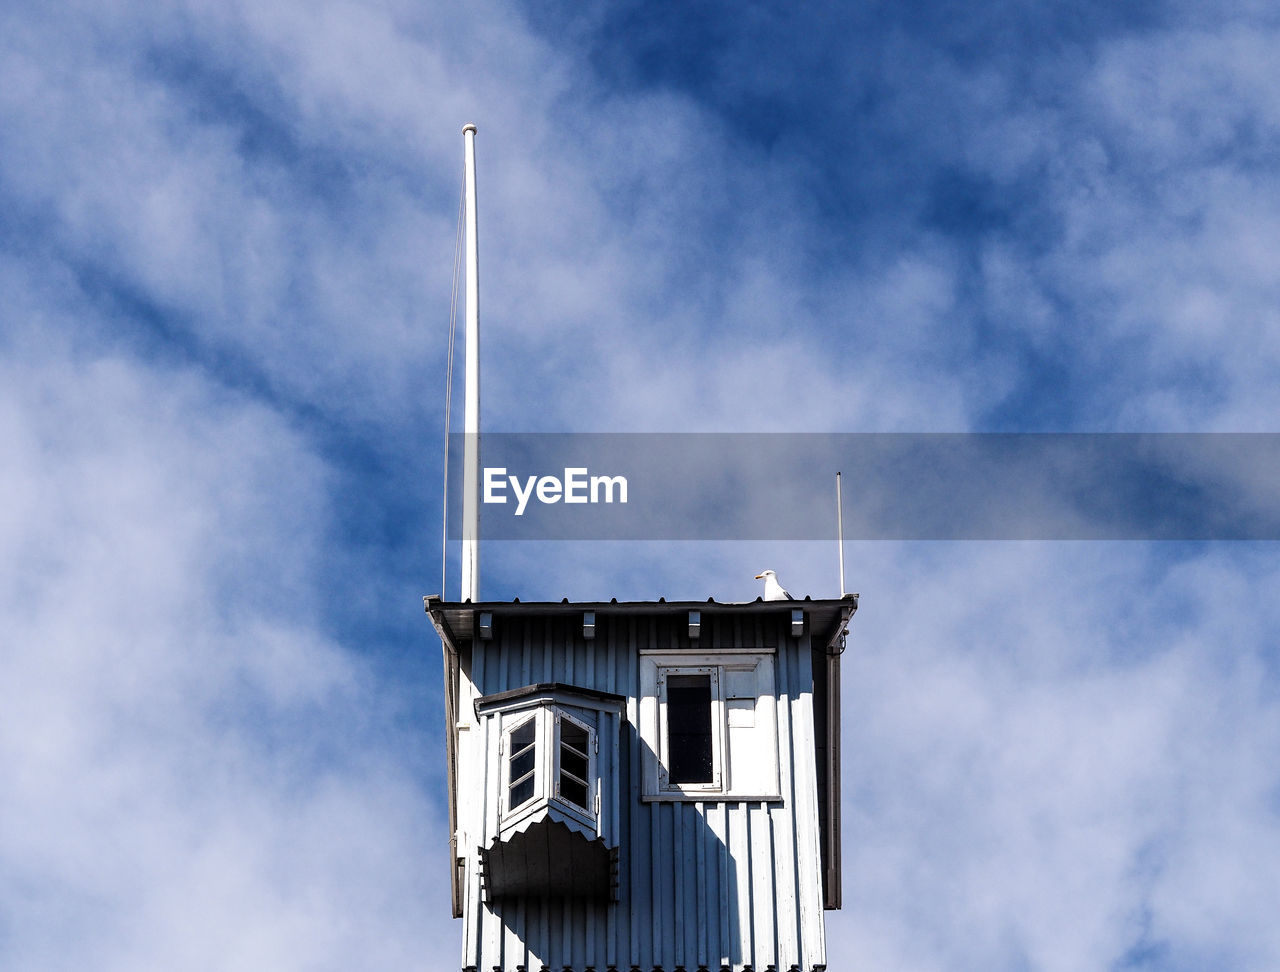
[427, 126, 856, 972]
[427, 595, 855, 972]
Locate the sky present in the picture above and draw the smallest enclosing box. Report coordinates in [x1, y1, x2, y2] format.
[2, 0, 1280, 969]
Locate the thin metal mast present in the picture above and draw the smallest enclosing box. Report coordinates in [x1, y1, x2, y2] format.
[461, 124, 480, 602]
[836, 471, 846, 596]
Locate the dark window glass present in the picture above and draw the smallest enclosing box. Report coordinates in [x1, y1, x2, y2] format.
[509, 747, 535, 785]
[507, 718, 537, 810]
[559, 775, 588, 809]
[561, 748, 588, 782]
[560, 720, 588, 755]
[667, 674, 713, 784]
[558, 718, 591, 810]
[509, 775, 535, 808]
[511, 720, 536, 753]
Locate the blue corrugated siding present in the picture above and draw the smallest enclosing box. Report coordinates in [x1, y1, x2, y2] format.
[460, 611, 826, 972]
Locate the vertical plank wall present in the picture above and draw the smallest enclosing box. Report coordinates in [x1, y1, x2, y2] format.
[459, 610, 828, 972]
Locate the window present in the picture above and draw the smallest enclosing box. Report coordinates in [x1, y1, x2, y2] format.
[500, 706, 598, 829]
[657, 667, 722, 792]
[506, 716, 538, 811]
[641, 651, 779, 801]
[555, 712, 593, 813]
[666, 674, 714, 784]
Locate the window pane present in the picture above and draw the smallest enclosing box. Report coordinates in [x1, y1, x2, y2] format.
[510, 719, 536, 753]
[509, 775, 535, 808]
[559, 775, 588, 809]
[561, 748, 588, 782]
[560, 720, 588, 754]
[509, 747, 535, 786]
[506, 718, 537, 810]
[667, 674, 713, 784]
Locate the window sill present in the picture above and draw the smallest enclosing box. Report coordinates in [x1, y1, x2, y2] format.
[499, 798, 545, 834]
[641, 793, 783, 804]
[550, 794, 597, 830]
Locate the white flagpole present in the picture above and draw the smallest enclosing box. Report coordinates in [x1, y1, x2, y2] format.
[461, 124, 480, 602]
[836, 471, 846, 597]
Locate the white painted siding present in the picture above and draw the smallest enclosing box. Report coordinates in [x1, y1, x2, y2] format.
[455, 609, 828, 972]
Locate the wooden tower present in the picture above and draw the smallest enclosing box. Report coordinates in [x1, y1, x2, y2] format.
[427, 596, 855, 972]
[427, 126, 856, 971]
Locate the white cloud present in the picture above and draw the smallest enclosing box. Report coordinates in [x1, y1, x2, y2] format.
[826, 542, 1280, 969]
[5, 0, 1280, 968]
[0, 295, 448, 968]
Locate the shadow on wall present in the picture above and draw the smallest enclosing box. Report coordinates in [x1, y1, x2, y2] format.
[488, 719, 753, 971]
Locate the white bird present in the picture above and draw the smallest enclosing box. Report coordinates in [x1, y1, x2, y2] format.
[754, 569, 792, 601]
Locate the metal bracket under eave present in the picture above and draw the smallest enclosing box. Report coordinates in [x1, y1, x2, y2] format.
[826, 592, 859, 655]
[423, 594, 461, 657]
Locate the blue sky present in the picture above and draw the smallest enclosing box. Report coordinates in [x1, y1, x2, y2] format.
[3, 0, 1280, 968]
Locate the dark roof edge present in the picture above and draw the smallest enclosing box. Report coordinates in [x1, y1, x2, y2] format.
[423, 595, 464, 917]
[460, 966, 829, 971]
[427, 593, 858, 655]
[424, 595, 461, 655]
[428, 595, 852, 612]
[476, 681, 627, 713]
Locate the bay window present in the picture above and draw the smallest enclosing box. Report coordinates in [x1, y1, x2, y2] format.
[499, 704, 598, 830]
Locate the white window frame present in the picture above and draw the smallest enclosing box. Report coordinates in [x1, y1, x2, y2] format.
[550, 709, 598, 830]
[640, 649, 780, 802]
[499, 705, 599, 831]
[500, 711, 545, 828]
[656, 665, 724, 794]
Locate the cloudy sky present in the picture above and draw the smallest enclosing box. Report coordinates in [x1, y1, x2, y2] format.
[3, 0, 1280, 969]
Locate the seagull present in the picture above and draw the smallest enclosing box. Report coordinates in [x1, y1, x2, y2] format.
[755, 569, 792, 601]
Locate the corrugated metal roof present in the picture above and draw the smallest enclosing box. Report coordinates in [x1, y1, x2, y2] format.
[460, 965, 828, 971]
[427, 596, 857, 658]
[459, 965, 829, 971]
